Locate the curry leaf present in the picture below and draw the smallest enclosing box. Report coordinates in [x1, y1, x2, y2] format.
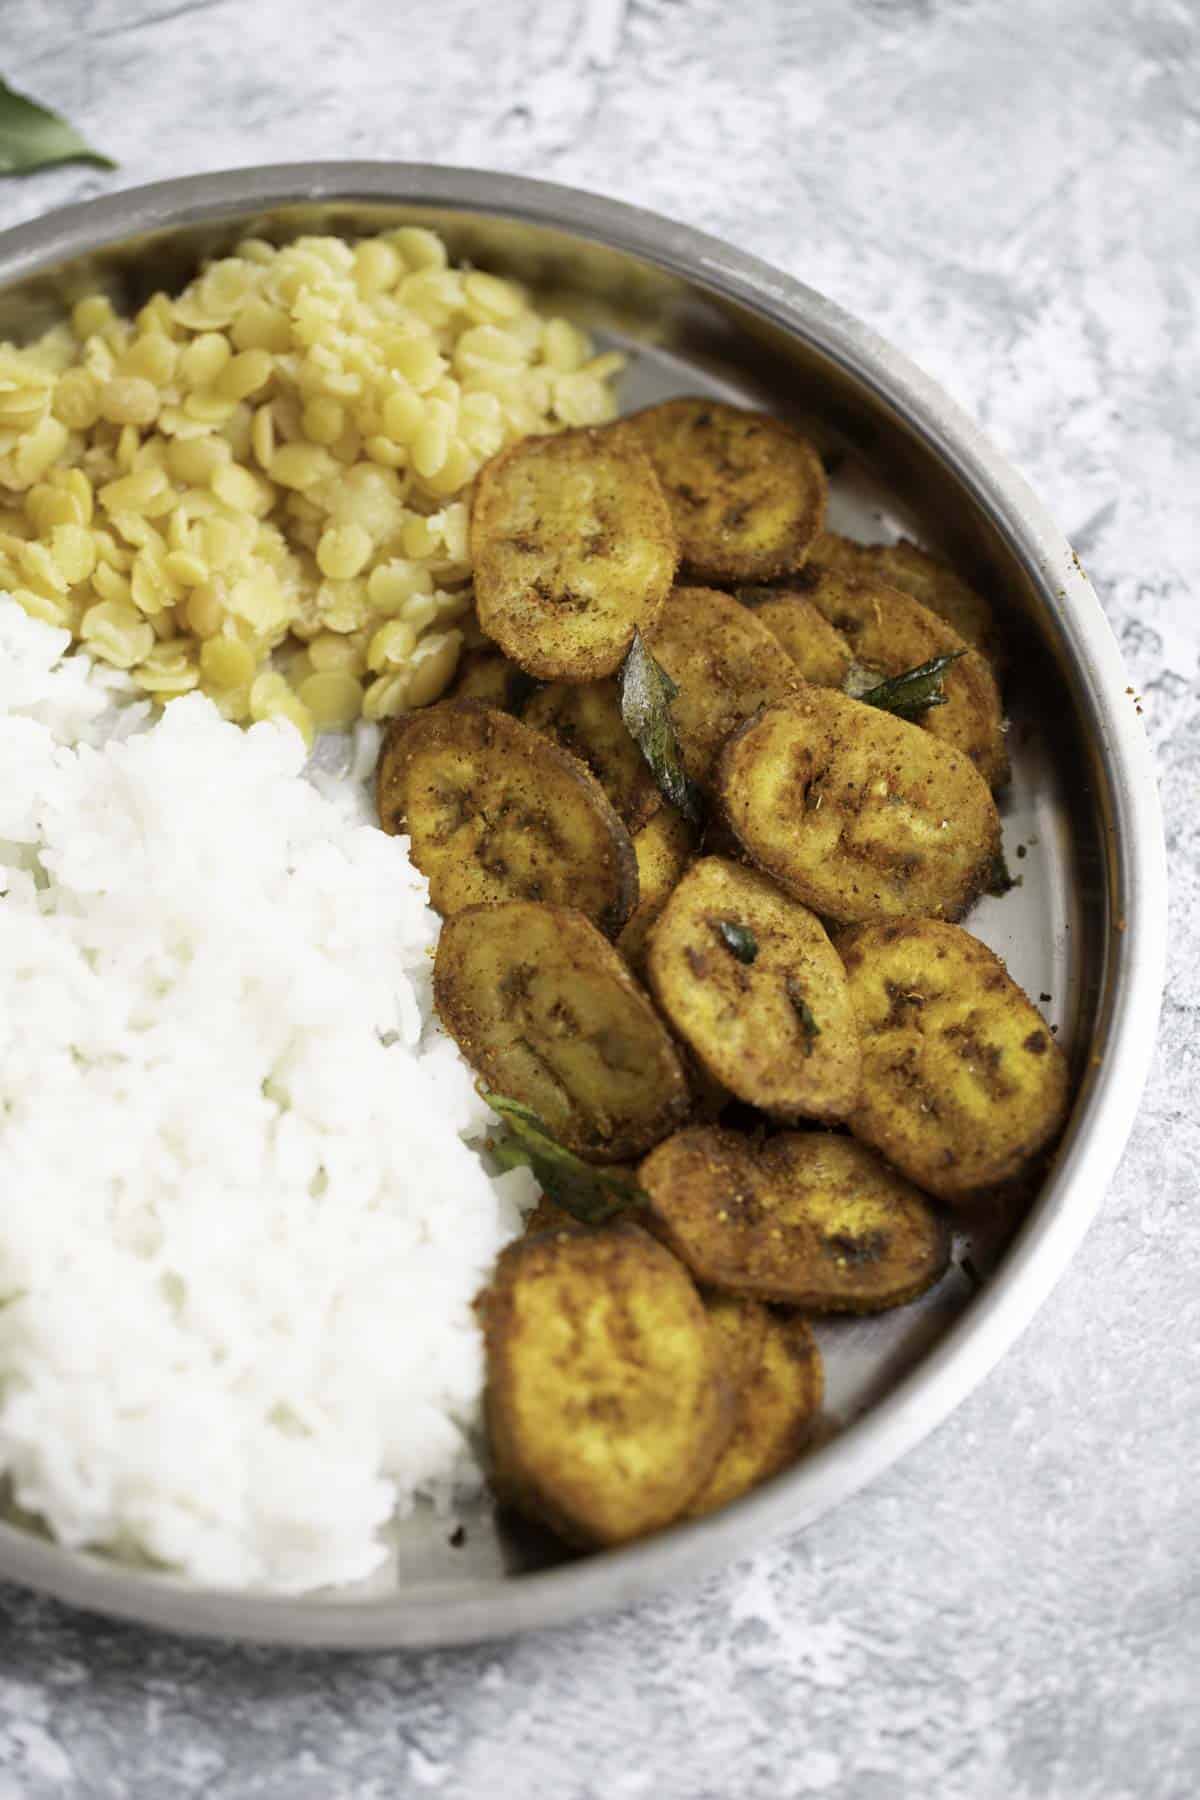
[484, 1092, 643, 1226]
[858, 651, 965, 720]
[785, 977, 821, 1056]
[985, 847, 1018, 896]
[0, 79, 114, 176]
[713, 918, 758, 963]
[618, 629, 704, 824]
[957, 1253, 984, 1291]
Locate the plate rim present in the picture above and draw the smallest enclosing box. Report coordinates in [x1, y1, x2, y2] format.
[0, 162, 1168, 1648]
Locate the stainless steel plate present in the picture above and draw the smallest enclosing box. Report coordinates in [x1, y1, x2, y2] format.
[0, 166, 1166, 1648]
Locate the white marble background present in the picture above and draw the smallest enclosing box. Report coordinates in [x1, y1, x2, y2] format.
[0, 1, 1196, 1795]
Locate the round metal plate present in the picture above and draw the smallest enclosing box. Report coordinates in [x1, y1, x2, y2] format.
[0, 165, 1166, 1648]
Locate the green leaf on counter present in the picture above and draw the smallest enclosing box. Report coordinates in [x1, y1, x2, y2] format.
[858, 651, 965, 720]
[484, 1092, 643, 1226]
[0, 79, 114, 176]
[618, 629, 704, 824]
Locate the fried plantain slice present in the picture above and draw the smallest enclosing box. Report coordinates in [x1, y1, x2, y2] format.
[679, 1044, 734, 1125]
[739, 574, 1006, 785]
[838, 918, 1071, 1199]
[639, 1127, 950, 1310]
[480, 1223, 734, 1546]
[470, 427, 677, 681]
[703, 1293, 770, 1389]
[623, 398, 826, 583]
[717, 689, 1000, 925]
[524, 678, 663, 831]
[736, 587, 854, 687]
[615, 803, 696, 974]
[376, 701, 637, 935]
[522, 1193, 584, 1237]
[789, 564, 1008, 788]
[810, 532, 1002, 669]
[645, 857, 860, 1123]
[684, 1310, 823, 1519]
[645, 585, 801, 788]
[447, 646, 537, 713]
[435, 901, 690, 1162]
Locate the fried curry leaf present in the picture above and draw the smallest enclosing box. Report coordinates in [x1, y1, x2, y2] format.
[858, 651, 965, 720]
[985, 847, 1019, 896]
[713, 918, 758, 963]
[958, 1253, 984, 1291]
[0, 80, 114, 175]
[785, 977, 822, 1056]
[618, 629, 704, 824]
[484, 1092, 644, 1226]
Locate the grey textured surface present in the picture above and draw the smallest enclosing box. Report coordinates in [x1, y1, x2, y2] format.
[0, 1, 1196, 1794]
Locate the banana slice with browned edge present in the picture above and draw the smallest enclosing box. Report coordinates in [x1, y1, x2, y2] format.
[839, 918, 1070, 1199]
[624, 398, 826, 583]
[645, 856, 860, 1123]
[809, 532, 1002, 670]
[646, 585, 801, 788]
[717, 689, 1000, 925]
[735, 587, 854, 687]
[780, 563, 1008, 788]
[480, 1223, 734, 1546]
[447, 646, 537, 713]
[615, 804, 696, 975]
[377, 701, 637, 936]
[639, 1127, 949, 1311]
[435, 900, 690, 1163]
[684, 1305, 823, 1519]
[471, 427, 677, 681]
[524, 678, 664, 831]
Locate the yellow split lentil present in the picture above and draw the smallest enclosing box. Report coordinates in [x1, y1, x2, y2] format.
[0, 231, 624, 726]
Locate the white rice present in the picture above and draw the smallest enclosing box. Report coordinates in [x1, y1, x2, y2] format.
[0, 597, 534, 1594]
